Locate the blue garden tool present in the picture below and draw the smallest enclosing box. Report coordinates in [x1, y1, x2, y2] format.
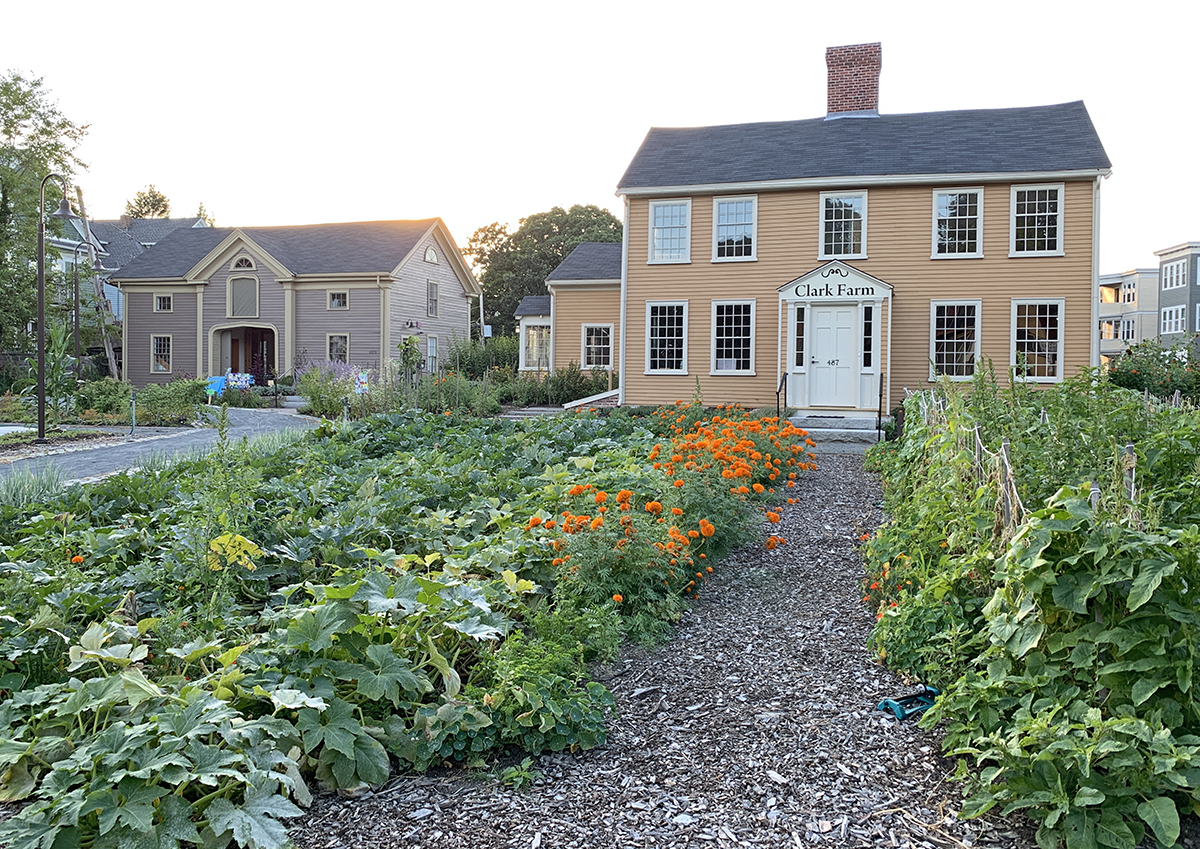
[876, 684, 940, 720]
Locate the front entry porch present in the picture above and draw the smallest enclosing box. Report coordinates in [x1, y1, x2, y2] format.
[211, 324, 278, 383]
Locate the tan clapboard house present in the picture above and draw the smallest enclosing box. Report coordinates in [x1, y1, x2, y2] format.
[111, 219, 480, 387]
[558, 43, 1111, 413]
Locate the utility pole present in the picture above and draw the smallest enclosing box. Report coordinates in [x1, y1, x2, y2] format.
[74, 188, 121, 378]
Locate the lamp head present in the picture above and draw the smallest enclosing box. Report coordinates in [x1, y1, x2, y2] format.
[51, 195, 79, 220]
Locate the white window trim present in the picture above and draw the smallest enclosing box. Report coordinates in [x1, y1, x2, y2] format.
[1161, 305, 1187, 335]
[581, 323, 614, 371]
[929, 300, 982, 381]
[709, 299, 756, 375]
[1196, 305, 1200, 334]
[327, 290, 349, 311]
[791, 304, 808, 373]
[647, 199, 692, 265]
[1163, 259, 1188, 291]
[327, 333, 350, 364]
[1010, 298, 1066, 383]
[818, 190, 868, 260]
[860, 302, 879, 374]
[519, 322, 551, 371]
[930, 188, 984, 259]
[150, 334, 172, 374]
[231, 256, 256, 271]
[227, 275, 260, 319]
[427, 281, 439, 317]
[154, 293, 174, 313]
[1009, 183, 1065, 258]
[710, 195, 758, 263]
[644, 300, 689, 375]
[424, 246, 439, 264]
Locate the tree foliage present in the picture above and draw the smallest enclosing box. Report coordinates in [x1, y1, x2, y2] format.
[125, 184, 171, 218]
[195, 201, 216, 227]
[464, 204, 622, 337]
[0, 71, 88, 349]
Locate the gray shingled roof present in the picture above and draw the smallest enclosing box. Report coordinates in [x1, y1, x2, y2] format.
[112, 219, 439, 279]
[89, 218, 207, 272]
[618, 101, 1111, 190]
[514, 295, 551, 317]
[546, 242, 622, 282]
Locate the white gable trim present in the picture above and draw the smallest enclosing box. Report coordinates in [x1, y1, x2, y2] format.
[390, 219, 482, 297]
[778, 260, 893, 301]
[184, 230, 293, 282]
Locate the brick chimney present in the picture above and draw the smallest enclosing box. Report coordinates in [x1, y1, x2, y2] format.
[826, 42, 882, 118]
[118, 214, 132, 230]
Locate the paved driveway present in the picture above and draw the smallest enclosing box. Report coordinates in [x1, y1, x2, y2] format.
[0, 408, 318, 484]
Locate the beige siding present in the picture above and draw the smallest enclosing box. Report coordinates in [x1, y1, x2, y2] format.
[391, 231, 473, 370]
[552, 285, 621, 374]
[623, 180, 1096, 409]
[125, 290, 198, 385]
[295, 287, 382, 367]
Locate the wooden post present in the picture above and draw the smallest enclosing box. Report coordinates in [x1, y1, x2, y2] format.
[1125, 442, 1136, 501]
[1000, 438, 1013, 529]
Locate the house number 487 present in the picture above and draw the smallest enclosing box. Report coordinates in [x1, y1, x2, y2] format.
[826, 359, 839, 366]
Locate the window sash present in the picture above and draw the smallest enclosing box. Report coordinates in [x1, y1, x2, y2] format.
[713, 197, 755, 260]
[427, 282, 439, 317]
[154, 295, 172, 313]
[329, 291, 348, 310]
[1013, 301, 1062, 379]
[328, 334, 349, 363]
[820, 193, 865, 257]
[1123, 319, 1136, 341]
[794, 307, 805, 368]
[1162, 305, 1186, 334]
[647, 303, 686, 372]
[583, 326, 611, 368]
[933, 190, 981, 256]
[151, 335, 171, 373]
[862, 305, 874, 369]
[1011, 186, 1062, 254]
[650, 201, 690, 263]
[523, 325, 550, 369]
[932, 303, 979, 378]
[427, 336, 438, 372]
[712, 302, 753, 372]
[1163, 260, 1188, 291]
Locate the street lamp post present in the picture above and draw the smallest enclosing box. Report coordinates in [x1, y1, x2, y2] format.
[36, 174, 79, 442]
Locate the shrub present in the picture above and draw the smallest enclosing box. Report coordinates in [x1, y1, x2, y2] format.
[219, 386, 265, 408]
[1107, 336, 1199, 399]
[75, 377, 131, 414]
[135, 377, 207, 425]
[447, 334, 519, 379]
[297, 359, 356, 418]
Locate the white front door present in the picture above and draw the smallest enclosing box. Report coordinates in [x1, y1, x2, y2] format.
[810, 304, 857, 407]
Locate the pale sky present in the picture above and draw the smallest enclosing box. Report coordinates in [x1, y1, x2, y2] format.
[6, 0, 1197, 273]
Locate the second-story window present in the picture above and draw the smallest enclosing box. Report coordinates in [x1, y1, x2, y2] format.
[1010, 184, 1064, 256]
[712, 196, 756, 261]
[933, 189, 982, 257]
[228, 277, 258, 318]
[1121, 280, 1136, 304]
[649, 200, 691, 263]
[819, 191, 866, 259]
[1163, 259, 1188, 291]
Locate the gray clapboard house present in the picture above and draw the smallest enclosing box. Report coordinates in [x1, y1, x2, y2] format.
[110, 219, 481, 386]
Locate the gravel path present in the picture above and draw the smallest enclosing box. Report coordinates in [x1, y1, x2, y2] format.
[290, 452, 1033, 849]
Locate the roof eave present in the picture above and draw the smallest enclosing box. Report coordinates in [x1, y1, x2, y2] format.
[617, 167, 1113, 197]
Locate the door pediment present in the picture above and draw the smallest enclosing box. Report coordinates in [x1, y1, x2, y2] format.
[779, 261, 892, 301]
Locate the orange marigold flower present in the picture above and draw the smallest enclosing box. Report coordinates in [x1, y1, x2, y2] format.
[673, 479, 684, 488]
[752, 483, 765, 494]
[594, 492, 607, 504]
[870, 582, 880, 589]
[612, 593, 623, 603]
[617, 489, 633, 504]
[645, 501, 663, 514]
[70, 555, 84, 564]
[765, 511, 781, 523]
[737, 486, 749, 494]
[544, 519, 557, 529]
[590, 516, 604, 530]
[568, 484, 586, 497]
[688, 529, 699, 538]
[706, 566, 713, 573]
[699, 519, 715, 538]
[859, 533, 870, 541]
[765, 538, 777, 550]
[598, 506, 608, 513]
[671, 507, 684, 516]
[527, 516, 543, 528]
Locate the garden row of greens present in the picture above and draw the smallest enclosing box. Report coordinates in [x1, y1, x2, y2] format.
[863, 369, 1200, 849]
[0, 403, 813, 849]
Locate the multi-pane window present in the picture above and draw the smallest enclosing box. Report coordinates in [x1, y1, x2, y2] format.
[427, 336, 438, 373]
[820, 192, 866, 258]
[328, 291, 348, 310]
[712, 301, 753, 372]
[933, 190, 981, 257]
[424, 247, 438, 263]
[583, 325, 612, 369]
[522, 325, 550, 370]
[649, 200, 691, 263]
[1012, 301, 1063, 380]
[713, 197, 756, 261]
[1011, 185, 1063, 255]
[1163, 260, 1188, 290]
[862, 305, 874, 368]
[154, 294, 173, 312]
[233, 257, 254, 270]
[1100, 320, 1119, 340]
[427, 281, 439, 317]
[327, 334, 349, 364]
[229, 277, 258, 318]
[1123, 319, 1136, 341]
[1121, 281, 1136, 304]
[647, 302, 686, 372]
[151, 335, 171, 373]
[794, 307, 806, 368]
[1162, 305, 1186, 335]
[931, 302, 980, 378]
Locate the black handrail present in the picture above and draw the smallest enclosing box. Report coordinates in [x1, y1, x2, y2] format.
[776, 373, 787, 420]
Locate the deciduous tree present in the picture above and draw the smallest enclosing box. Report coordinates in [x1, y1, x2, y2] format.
[0, 71, 87, 349]
[124, 184, 170, 218]
[465, 204, 621, 337]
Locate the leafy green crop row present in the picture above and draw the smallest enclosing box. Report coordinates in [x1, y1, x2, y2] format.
[865, 371, 1200, 849]
[0, 404, 811, 848]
